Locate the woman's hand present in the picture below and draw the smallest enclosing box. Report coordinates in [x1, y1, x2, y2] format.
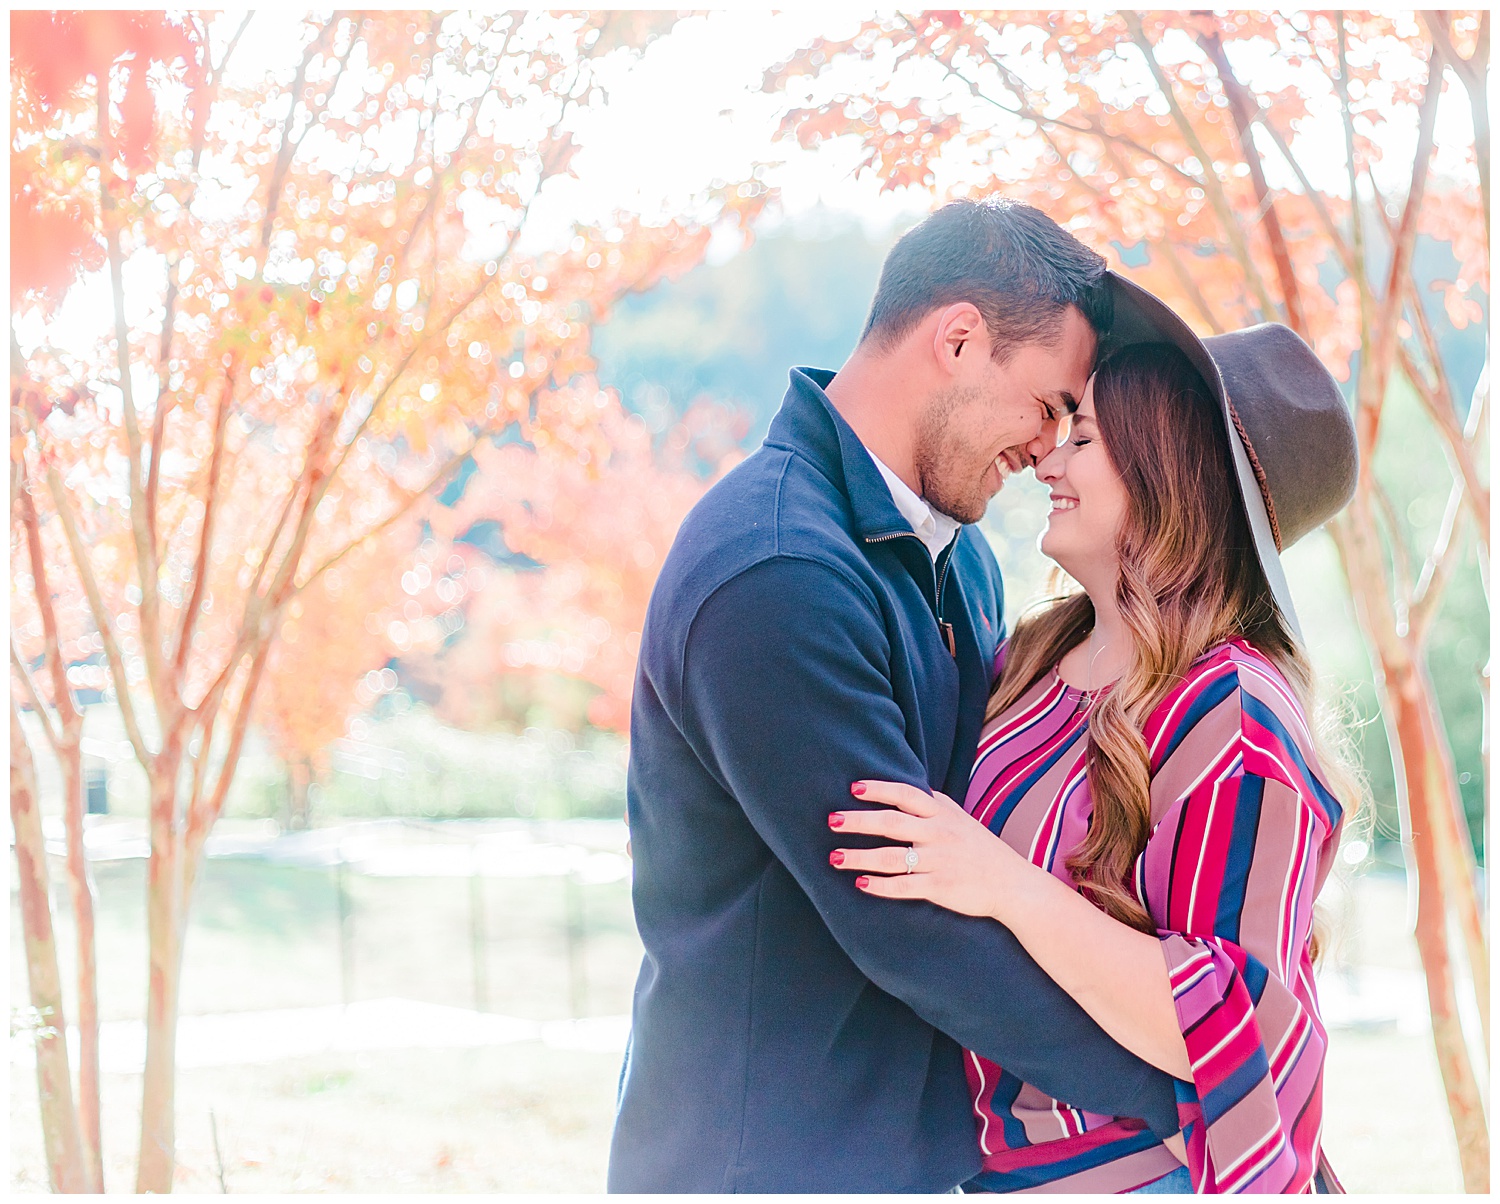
[828, 780, 1030, 921]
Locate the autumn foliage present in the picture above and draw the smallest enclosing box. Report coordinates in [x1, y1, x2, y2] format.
[11, 10, 761, 1192]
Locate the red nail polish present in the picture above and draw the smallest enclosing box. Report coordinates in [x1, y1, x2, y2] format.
[851, 783, 867, 796]
[856, 876, 870, 890]
[828, 813, 844, 829]
[829, 850, 844, 867]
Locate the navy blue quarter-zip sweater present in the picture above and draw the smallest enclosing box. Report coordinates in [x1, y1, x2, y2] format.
[608, 368, 1178, 1193]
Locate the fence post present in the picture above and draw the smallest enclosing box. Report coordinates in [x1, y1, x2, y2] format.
[336, 847, 354, 1008]
[564, 865, 587, 1018]
[470, 844, 489, 1013]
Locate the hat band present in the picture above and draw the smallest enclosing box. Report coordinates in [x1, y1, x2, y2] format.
[1226, 398, 1283, 552]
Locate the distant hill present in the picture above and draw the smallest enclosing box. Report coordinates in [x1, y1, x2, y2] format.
[594, 216, 903, 447]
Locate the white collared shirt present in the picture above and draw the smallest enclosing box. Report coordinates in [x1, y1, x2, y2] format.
[867, 452, 961, 562]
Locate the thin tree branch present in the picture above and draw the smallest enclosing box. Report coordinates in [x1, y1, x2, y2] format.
[1336, 13, 1376, 427]
[895, 15, 1205, 188]
[1400, 338, 1491, 547]
[97, 82, 169, 717]
[183, 697, 221, 843]
[393, 12, 478, 289]
[16, 470, 83, 748]
[11, 643, 61, 754]
[1365, 173, 1403, 244]
[1373, 477, 1415, 623]
[37, 451, 153, 766]
[184, 627, 276, 876]
[146, 12, 246, 553]
[296, 429, 491, 595]
[143, 327, 173, 558]
[1424, 11, 1489, 239]
[1248, 108, 1357, 277]
[258, 17, 336, 261]
[195, 417, 327, 714]
[170, 360, 237, 691]
[1367, 38, 1444, 409]
[1155, 234, 1227, 334]
[211, 11, 256, 89]
[1410, 481, 1466, 646]
[1122, 11, 1281, 324]
[1196, 24, 1307, 335]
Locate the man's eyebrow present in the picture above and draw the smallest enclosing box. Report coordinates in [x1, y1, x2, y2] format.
[1059, 392, 1079, 414]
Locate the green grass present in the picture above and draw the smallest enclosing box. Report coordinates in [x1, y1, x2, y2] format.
[10, 852, 1468, 1192]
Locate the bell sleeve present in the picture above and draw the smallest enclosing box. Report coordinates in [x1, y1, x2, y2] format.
[1142, 710, 1342, 1193]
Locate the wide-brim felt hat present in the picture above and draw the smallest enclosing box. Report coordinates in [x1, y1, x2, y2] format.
[1101, 271, 1359, 640]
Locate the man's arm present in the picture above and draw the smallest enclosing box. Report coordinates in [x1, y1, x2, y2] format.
[677, 556, 1180, 1135]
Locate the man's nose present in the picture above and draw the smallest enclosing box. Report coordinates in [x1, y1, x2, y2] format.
[1024, 419, 1057, 466]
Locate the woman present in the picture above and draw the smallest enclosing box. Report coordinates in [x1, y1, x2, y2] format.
[829, 320, 1362, 1193]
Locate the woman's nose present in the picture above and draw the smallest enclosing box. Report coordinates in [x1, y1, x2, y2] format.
[1034, 444, 1065, 482]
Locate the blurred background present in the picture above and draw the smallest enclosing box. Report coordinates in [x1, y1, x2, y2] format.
[10, 10, 1488, 1194]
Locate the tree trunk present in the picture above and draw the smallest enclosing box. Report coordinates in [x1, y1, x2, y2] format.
[11, 710, 89, 1193]
[1398, 678, 1491, 1192]
[135, 773, 184, 1194]
[287, 756, 313, 830]
[57, 743, 105, 1189]
[1334, 506, 1490, 1190]
[1414, 654, 1491, 1056]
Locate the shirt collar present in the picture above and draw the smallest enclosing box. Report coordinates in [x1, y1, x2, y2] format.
[867, 452, 961, 562]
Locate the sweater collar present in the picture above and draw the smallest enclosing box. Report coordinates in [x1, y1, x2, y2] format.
[765, 367, 922, 543]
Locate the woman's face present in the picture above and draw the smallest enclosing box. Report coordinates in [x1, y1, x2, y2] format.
[1034, 377, 1130, 588]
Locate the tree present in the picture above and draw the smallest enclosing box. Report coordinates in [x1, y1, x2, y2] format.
[410, 389, 748, 734]
[11, 10, 763, 1191]
[767, 9, 1489, 1189]
[254, 531, 411, 827]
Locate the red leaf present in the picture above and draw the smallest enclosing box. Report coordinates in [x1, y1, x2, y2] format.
[117, 66, 156, 168]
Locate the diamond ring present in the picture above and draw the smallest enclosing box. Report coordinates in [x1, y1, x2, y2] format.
[904, 848, 919, 874]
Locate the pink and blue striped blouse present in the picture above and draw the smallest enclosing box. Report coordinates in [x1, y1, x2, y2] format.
[961, 637, 1343, 1193]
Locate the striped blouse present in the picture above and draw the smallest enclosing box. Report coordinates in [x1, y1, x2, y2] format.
[961, 638, 1343, 1194]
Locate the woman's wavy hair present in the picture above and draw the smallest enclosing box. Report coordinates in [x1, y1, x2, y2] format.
[987, 342, 1364, 935]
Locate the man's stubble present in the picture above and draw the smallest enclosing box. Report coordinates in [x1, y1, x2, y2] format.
[913, 382, 990, 526]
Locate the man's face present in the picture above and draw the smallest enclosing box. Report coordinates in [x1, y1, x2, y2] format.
[915, 305, 1097, 524]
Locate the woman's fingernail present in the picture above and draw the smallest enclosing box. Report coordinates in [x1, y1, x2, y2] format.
[855, 876, 870, 890]
[829, 850, 844, 867]
[851, 782, 867, 796]
[828, 813, 844, 829]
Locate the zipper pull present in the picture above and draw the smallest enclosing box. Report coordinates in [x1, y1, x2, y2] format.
[939, 620, 956, 658]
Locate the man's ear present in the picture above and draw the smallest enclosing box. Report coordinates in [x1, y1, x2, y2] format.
[931, 302, 986, 375]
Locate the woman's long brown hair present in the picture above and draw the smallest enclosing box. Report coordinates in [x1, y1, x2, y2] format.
[987, 343, 1363, 933]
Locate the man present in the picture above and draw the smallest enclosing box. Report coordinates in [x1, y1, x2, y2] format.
[608, 199, 1179, 1193]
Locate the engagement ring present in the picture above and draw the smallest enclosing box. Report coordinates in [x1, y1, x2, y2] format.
[904, 849, 919, 873]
